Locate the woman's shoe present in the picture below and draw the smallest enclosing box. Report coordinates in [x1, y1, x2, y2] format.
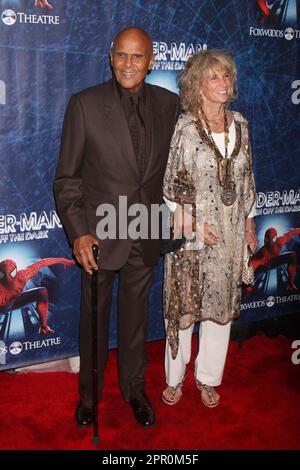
[162, 384, 183, 405]
[196, 380, 220, 408]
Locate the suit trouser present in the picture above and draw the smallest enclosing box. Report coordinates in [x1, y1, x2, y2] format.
[79, 242, 155, 407]
[164, 320, 231, 388]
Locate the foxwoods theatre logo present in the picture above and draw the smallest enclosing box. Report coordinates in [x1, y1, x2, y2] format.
[241, 293, 300, 310]
[152, 42, 207, 71]
[1, 8, 60, 25]
[0, 338, 61, 365]
[250, 0, 300, 40]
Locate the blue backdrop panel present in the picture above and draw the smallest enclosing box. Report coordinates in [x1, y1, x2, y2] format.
[0, 0, 299, 369]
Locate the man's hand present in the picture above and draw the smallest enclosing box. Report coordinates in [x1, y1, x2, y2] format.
[35, 0, 53, 9]
[73, 235, 99, 275]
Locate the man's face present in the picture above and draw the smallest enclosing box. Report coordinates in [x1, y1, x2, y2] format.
[110, 30, 154, 93]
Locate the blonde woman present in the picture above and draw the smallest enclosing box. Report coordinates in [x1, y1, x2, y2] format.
[163, 50, 258, 407]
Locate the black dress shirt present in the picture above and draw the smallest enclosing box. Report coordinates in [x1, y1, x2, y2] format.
[116, 80, 152, 177]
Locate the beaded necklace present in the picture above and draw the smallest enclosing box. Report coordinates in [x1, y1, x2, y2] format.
[197, 107, 237, 206]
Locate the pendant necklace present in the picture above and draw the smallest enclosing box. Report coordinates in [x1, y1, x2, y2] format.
[197, 107, 237, 206]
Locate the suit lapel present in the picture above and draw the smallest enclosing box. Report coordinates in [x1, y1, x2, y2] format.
[102, 80, 139, 178]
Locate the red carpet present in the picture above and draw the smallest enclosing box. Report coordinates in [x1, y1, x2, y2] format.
[0, 334, 299, 450]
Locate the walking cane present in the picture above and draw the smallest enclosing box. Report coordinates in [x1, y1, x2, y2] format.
[91, 243, 100, 445]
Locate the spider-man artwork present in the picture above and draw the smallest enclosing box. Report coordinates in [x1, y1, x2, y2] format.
[0, 0, 53, 8]
[256, 0, 300, 25]
[0, 257, 74, 335]
[245, 227, 300, 296]
[34, 0, 53, 8]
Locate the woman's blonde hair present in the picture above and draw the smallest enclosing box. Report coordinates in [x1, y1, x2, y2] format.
[179, 49, 237, 115]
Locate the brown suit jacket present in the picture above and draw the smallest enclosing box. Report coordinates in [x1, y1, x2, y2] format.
[54, 79, 179, 270]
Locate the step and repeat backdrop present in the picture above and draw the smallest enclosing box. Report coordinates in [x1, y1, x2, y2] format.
[0, 0, 299, 369]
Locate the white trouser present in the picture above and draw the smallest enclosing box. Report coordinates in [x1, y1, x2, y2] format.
[165, 320, 231, 387]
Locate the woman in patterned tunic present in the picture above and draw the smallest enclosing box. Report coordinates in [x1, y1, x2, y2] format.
[162, 50, 258, 407]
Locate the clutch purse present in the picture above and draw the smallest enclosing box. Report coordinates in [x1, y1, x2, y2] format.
[160, 204, 185, 254]
[242, 245, 254, 285]
[160, 232, 185, 254]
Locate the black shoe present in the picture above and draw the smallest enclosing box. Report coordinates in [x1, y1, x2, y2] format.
[75, 401, 93, 428]
[129, 391, 156, 428]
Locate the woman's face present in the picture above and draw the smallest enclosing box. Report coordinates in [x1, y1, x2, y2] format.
[200, 65, 233, 107]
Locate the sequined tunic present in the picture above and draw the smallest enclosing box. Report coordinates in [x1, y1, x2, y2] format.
[163, 112, 256, 359]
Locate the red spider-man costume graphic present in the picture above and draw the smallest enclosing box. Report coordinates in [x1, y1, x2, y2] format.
[0, 258, 75, 335]
[248, 227, 300, 293]
[256, 0, 278, 23]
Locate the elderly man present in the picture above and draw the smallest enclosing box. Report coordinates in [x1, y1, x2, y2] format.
[54, 27, 179, 428]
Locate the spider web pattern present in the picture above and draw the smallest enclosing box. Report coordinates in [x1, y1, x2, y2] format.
[0, 0, 299, 366]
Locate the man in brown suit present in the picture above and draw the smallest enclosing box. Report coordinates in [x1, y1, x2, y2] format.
[54, 27, 179, 428]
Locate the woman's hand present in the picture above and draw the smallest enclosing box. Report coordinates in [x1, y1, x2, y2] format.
[173, 206, 195, 240]
[245, 217, 258, 253]
[245, 230, 258, 254]
[194, 219, 219, 245]
[203, 223, 219, 246]
[174, 207, 219, 245]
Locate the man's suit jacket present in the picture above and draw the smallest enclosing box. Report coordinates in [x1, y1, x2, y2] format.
[54, 79, 179, 270]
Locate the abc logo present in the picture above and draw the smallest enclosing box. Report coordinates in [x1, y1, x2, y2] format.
[9, 342, 23, 355]
[1, 9, 17, 26]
